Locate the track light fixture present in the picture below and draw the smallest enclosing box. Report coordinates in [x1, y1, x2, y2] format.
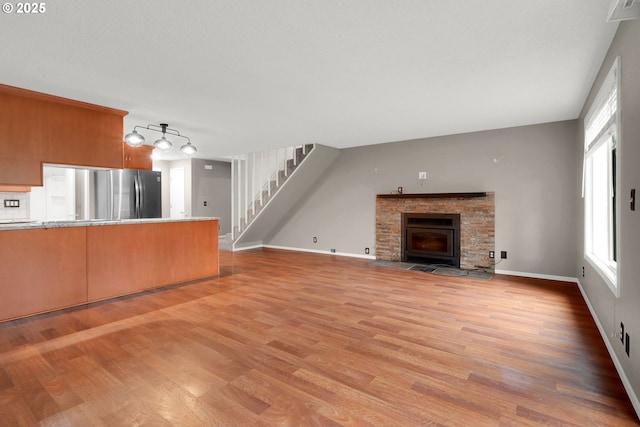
[124, 123, 197, 155]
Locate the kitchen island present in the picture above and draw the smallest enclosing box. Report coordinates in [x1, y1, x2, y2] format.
[0, 218, 219, 322]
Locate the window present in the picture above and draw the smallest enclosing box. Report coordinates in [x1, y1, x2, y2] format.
[583, 57, 620, 296]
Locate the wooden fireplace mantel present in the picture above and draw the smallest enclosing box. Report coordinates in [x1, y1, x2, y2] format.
[376, 192, 487, 199]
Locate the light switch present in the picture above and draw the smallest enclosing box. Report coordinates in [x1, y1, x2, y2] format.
[631, 189, 636, 211]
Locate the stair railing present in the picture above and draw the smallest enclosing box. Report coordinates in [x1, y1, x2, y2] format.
[231, 144, 310, 240]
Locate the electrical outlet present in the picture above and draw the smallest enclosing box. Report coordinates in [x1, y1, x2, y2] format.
[500, 251, 507, 259]
[582, 266, 585, 277]
[330, 248, 336, 253]
[625, 333, 630, 356]
[365, 248, 370, 254]
[489, 251, 495, 259]
[418, 171, 428, 180]
[3, 199, 20, 208]
[313, 237, 317, 243]
[619, 323, 630, 356]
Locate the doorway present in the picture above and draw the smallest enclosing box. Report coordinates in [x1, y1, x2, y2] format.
[170, 167, 185, 218]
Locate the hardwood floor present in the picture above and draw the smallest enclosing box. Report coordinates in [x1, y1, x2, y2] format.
[0, 248, 637, 426]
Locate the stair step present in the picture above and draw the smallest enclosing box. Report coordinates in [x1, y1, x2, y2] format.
[232, 144, 317, 244]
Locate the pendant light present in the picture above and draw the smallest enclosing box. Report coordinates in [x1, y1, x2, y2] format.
[124, 123, 197, 155]
[124, 129, 145, 147]
[153, 124, 173, 151]
[180, 141, 197, 155]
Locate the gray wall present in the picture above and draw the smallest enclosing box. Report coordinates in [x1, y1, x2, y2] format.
[576, 19, 640, 410]
[191, 159, 231, 234]
[268, 120, 578, 278]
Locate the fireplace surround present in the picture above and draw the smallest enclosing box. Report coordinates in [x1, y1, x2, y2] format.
[376, 192, 495, 271]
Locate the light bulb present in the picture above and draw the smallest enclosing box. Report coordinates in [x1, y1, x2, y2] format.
[180, 142, 197, 155]
[124, 130, 145, 147]
[154, 136, 172, 151]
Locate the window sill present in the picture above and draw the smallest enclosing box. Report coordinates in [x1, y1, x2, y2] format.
[585, 254, 619, 298]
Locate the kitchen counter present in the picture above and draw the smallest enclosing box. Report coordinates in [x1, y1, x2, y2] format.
[0, 218, 219, 322]
[0, 216, 218, 231]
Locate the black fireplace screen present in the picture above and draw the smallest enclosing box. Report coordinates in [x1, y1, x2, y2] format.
[407, 229, 454, 256]
[402, 213, 460, 267]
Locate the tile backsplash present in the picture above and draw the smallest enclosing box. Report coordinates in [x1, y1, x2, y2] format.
[0, 192, 29, 219]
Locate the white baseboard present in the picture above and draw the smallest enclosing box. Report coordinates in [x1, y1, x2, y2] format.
[495, 269, 578, 283]
[262, 244, 376, 260]
[575, 279, 640, 418]
[232, 243, 263, 251]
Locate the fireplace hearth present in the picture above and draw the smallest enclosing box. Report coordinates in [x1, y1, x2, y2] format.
[402, 213, 460, 267]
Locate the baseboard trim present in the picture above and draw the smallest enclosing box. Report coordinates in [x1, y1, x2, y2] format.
[263, 245, 376, 260]
[238, 249, 583, 271]
[575, 279, 640, 418]
[495, 269, 578, 283]
[233, 244, 263, 252]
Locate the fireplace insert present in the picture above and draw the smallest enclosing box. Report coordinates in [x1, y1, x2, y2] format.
[402, 213, 460, 267]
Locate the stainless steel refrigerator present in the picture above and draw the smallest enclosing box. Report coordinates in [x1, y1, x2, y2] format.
[94, 169, 162, 220]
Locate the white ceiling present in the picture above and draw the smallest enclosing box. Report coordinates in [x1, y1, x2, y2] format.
[0, 1, 619, 161]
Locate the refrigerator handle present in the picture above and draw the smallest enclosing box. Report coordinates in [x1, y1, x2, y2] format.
[108, 171, 114, 220]
[139, 173, 144, 218]
[134, 174, 141, 218]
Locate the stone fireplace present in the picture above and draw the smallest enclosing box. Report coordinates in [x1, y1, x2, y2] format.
[376, 192, 495, 271]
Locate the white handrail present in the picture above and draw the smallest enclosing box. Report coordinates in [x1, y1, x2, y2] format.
[230, 144, 312, 240]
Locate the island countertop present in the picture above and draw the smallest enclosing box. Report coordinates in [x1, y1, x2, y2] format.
[0, 216, 219, 231]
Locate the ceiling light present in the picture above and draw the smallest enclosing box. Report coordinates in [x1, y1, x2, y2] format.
[154, 124, 173, 151]
[123, 123, 197, 155]
[124, 129, 145, 147]
[154, 136, 173, 151]
[180, 141, 197, 155]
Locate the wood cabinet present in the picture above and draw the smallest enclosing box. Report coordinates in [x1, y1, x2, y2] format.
[0, 219, 219, 322]
[0, 227, 88, 320]
[124, 144, 154, 170]
[0, 185, 30, 192]
[87, 220, 219, 301]
[0, 84, 127, 186]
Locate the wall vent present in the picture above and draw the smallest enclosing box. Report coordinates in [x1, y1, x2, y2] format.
[608, 0, 640, 21]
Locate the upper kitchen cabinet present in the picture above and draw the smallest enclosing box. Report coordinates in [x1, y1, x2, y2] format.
[0, 185, 30, 192]
[124, 144, 153, 170]
[0, 84, 128, 186]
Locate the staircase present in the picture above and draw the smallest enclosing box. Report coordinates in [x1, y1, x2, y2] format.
[229, 144, 339, 250]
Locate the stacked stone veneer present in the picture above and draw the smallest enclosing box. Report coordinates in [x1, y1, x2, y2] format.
[375, 192, 495, 271]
